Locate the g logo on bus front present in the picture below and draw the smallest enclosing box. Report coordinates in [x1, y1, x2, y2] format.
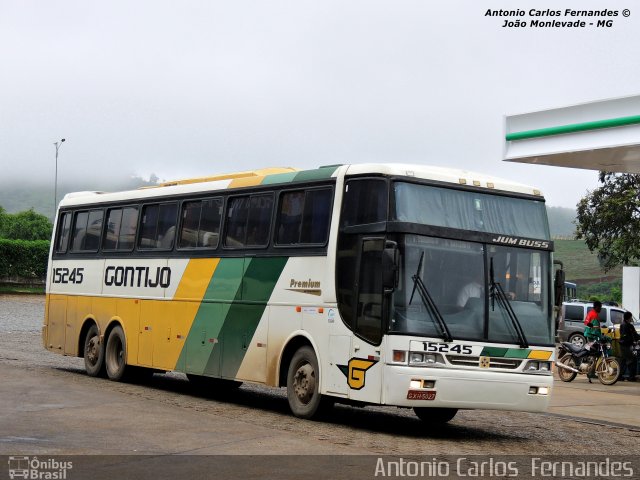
[337, 358, 378, 390]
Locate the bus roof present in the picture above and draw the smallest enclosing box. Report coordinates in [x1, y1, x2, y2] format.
[58, 163, 544, 207]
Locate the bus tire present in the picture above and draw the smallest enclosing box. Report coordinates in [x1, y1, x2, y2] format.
[105, 326, 128, 381]
[413, 407, 458, 424]
[83, 324, 105, 377]
[286, 346, 332, 419]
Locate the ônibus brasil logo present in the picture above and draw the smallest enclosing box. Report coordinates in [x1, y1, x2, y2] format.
[7, 456, 72, 479]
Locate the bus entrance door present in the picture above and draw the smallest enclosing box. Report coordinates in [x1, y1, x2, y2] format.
[347, 237, 388, 404]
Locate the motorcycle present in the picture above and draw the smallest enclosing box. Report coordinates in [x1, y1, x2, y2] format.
[556, 336, 620, 385]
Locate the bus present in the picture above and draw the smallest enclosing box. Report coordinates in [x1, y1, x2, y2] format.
[564, 281, 577, 302]
[43, 164, 561, 423]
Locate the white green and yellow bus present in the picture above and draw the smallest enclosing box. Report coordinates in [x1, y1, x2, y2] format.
[43, 164, 560, 423]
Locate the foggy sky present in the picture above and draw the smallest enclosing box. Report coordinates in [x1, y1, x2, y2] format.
[1, 0, 638, 207]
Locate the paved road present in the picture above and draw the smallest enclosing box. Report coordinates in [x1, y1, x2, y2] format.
[1, 294, 640, 458]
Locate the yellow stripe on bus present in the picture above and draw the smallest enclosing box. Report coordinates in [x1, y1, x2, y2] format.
[527, 350, 552, 360]
[149, 258, 221, 370]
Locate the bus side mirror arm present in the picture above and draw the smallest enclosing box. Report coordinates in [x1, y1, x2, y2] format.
[383, 241, 399, 294]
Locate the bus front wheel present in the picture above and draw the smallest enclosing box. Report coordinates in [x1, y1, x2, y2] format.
[83, 324, 105, 377]
[286, 346, 332, 419]
[105, 326, 128, 381]
[414, 407, 458, 424]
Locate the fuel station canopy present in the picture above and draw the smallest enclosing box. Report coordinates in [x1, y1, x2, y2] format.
[504, 94, 640, 173]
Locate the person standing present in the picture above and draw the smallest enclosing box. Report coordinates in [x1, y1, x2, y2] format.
[619, 311, 640, 381]
[584, 301, 604, 342]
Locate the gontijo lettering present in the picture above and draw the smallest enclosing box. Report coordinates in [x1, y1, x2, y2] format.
[104, 266, 171, 288]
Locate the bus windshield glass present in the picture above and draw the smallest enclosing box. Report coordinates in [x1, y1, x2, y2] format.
[390, 235, 553, 346]
[393, 182, 550, 240]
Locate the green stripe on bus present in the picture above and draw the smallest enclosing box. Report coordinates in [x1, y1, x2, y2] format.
[261, 166, 339, 186]
[178, 258, 245, 375]
[293, 166, 339, 182]
[480, 347, 508, 357]
[261, 172, 299, 185]
[179, 257, 289, 378]
[480, 346, 529, 358]
[215, 257, 288, 378]
[506, 114, 640, 141]
[504, 349, 531, 359]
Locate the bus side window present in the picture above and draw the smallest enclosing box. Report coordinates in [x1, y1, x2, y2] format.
[224, 196, 250, 247]
[104, 208, 123, 250]
[104, 207, 138, 251]
[198, 198, 222, 248]
[178, 198, 222, 249]
[55, 212, 72, 253]
[276, 191, 304, 244]
[70, 209, 103, 252]
[179, 201, 202, 248]
[341, 179, 388, 227]
[301, 188, 332, 244]
[276, 187, 332, 246]
[224, 194, 273, 248]
[138, 203, 177, 250]
[71, 211, 89, 251]
[246, 194, 273, 247]
[119, 207, 139, 250]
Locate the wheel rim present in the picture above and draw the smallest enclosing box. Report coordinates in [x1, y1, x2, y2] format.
[292, 362, 316, 405]
[558, 355, 576, 380]
[570, 336, 585, 347]
[597, 358, 619, 383]
[107, 336, 124, 373]
[85, 335, 100, 366]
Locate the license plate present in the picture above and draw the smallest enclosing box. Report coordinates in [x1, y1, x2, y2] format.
[406, 390, 436, 400]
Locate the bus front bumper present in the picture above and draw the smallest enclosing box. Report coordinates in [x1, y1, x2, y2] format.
[383, 365, 553, 412]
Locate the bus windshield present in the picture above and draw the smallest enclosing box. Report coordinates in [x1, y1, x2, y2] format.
[390, 235, 553, 346]
[393, 182, 550, 240]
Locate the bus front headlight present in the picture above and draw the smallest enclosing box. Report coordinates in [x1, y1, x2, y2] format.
[525, 360, 552, 373]
[409, 352, 444, 367]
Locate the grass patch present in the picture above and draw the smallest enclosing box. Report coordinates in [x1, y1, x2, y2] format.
[553, 239, 622, 302]
[0, 285, 45, 294]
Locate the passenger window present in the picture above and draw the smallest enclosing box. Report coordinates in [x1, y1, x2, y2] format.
[610, 310, 623, 325]
[224, 193, 273, 248]
[70, 209, 103, 252]
[55, 212, 72, 253]
[178, 198, 222, 249]
[341, 179, 388, 227]
[104, 207, 138, 251]
[138, 203, 178, 250]
[564, 305, 584, 321]
[247, 194, 273, 246]
[276, 188, 332, 245]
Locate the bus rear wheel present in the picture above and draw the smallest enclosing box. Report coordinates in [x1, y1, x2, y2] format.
[83, 324, 105, 377]
[286, 346, 332, 419]
[105, 326, 128, 381]
[413, 407, 458, 424]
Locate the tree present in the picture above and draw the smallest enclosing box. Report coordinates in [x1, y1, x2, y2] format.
[0, 208, 53, 241]
[576, 172, 640, 271]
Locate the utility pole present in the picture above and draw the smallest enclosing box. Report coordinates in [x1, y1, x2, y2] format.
[53, 138, 66, 216]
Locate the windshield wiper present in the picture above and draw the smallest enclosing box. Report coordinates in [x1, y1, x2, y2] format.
[489, 257, 529, 348]
[409, 252, 453, 342]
